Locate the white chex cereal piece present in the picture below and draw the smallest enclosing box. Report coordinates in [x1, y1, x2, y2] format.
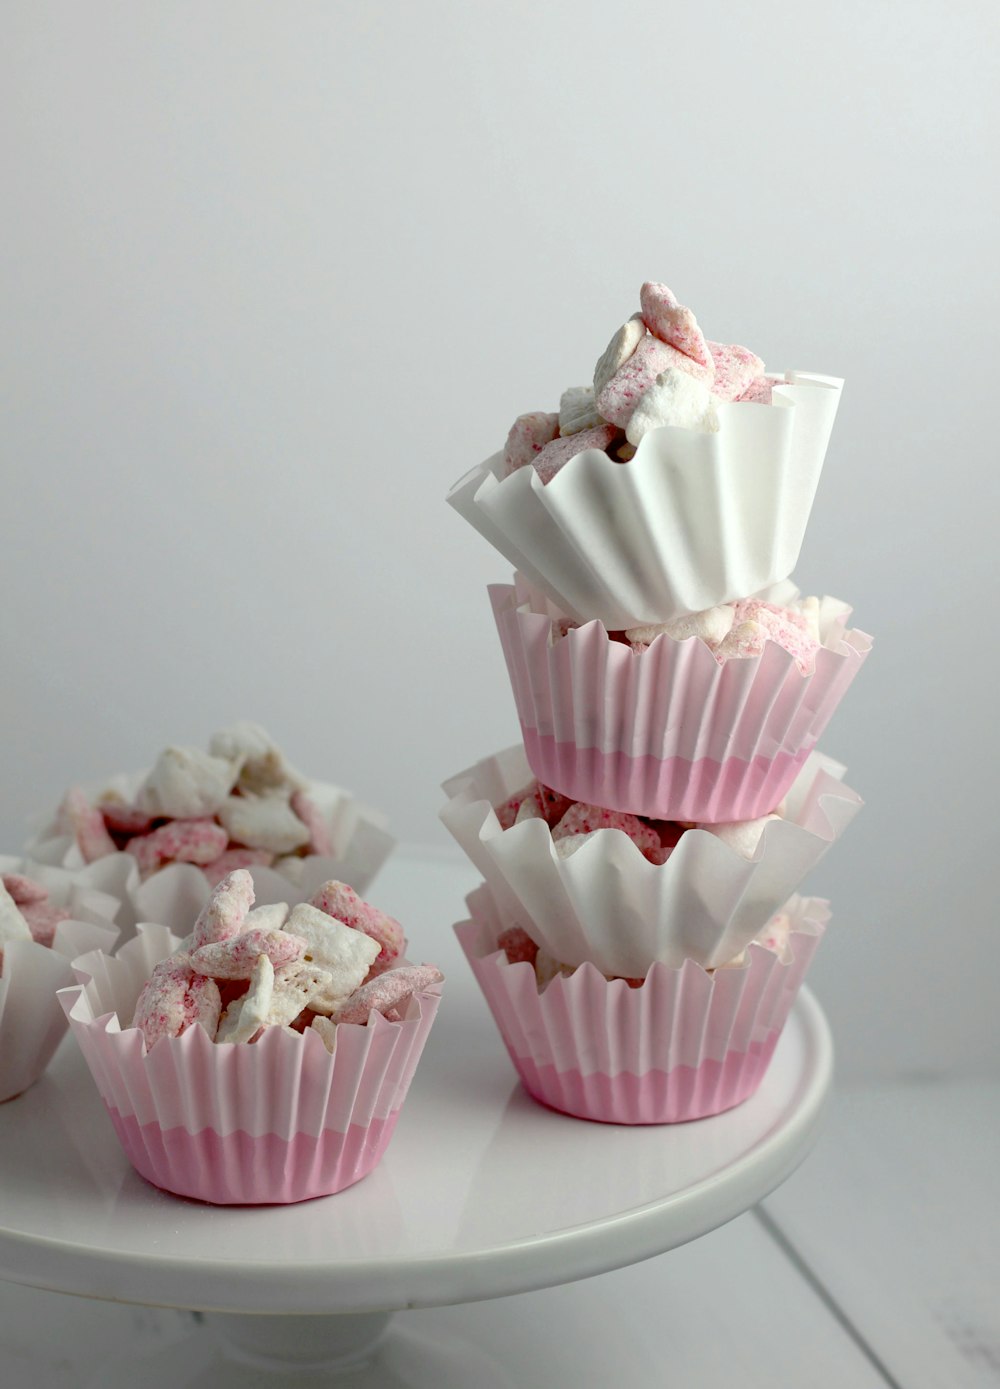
[243, 902, 290, 933]
[190, 927, 304, 979]
[626, 605, 735, 651]
[553, 833, 590, 859]
[210, 721, 306, 794]
[138, 746, 241, 819]
[558, 385, 604, 437]
[535, 948, 575, 989]
[216, 954, 274, 1044]
[311, 1015, 339, 1054]
[282, 903, 380, 1012]
[625, 367, 719, 445]
[700, 814, 781, 859]
[265, 962, 334, 1028]
[593, 314, 645, 396]
[0, 881, 32, 948]
[217, 793, 311, 855]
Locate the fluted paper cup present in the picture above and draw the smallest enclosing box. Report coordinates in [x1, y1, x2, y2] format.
[28, 772, 393, 942]
[457, 883, 826, 1123]
[448, 374, 842, 628]
[441, 744, 859, 978]
[492, 576, 871, 821]
[1, 858, 119, 1101]
[61, 926, 443, 1204]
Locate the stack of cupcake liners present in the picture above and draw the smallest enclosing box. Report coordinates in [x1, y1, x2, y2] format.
[444, 297, 870, 1124]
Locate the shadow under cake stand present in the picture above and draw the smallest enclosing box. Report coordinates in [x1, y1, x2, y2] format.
[0, 918, 832, 1388]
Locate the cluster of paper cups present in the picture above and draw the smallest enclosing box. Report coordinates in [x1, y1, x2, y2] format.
[445, 373, 869, 1123]
[5, 782, 444, 1205]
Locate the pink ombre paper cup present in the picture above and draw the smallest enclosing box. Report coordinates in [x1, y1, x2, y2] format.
[457, 883, 826, 1124]
[60, 926, 443, 1204]
[491, 577, 871, 822]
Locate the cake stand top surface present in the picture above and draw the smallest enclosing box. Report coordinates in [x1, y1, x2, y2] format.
[0, 851, 833, 1314]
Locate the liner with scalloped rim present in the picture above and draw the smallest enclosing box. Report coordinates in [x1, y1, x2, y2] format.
[448, 374, 842, 628]
[441, 744, 859, 978]
[491, 575, 871, 822]
[456, 882, 826, 1123]
[1, 855, 120, 1101]
[60, 925, 442, 1204]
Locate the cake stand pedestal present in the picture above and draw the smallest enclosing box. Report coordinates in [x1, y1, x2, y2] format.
[0, 857, 833, 1387]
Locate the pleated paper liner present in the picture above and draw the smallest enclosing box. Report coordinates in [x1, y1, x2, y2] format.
[1, 926, 121, 1104]
[441, 743, 860, 979]
[27, 771, 394, 943]
[61, 926, 442, 1204]
[491, 575, 871, 822]
[457, 881, 827, 1124]
[448, 374, 842, 629]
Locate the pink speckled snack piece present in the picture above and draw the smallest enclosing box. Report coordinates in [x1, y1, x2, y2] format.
[552, 802, 662, 859]
[126, 819, 229, 875]
[504, 412, 561, 476]
[596, 334, 711, 428]
[310, 881, 405, 968]
[334, 965, 444, 1025]
[290, 790, 333, 857]
[132, 956, 222, 1049]
[640, 282, 713, 371]
[532, 423, 618, 485]
[202, 847, 275, 887]
[1, 874, 49, 906]
[738, 376, 776, 404]
[190, 927, 306, 980]
[706, 341, 765, 401]
[63, 787, 118, 863]
[99, 801, 155, 837]
[21, 901, 70, 948]
[717, 599, 820, 675]
[498, 925, 538, 967]
[191, 868, 256, 950]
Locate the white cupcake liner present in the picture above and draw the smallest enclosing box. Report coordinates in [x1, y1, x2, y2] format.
[456, 882, 827, 1123]
[27, 773, 393, 941]
[1, 858, 119, 1101]
[448, 374, 842, 628]
[491, 575, 871, 821]
[441, 744, 860, 978]
[60, 926, 443, 1204]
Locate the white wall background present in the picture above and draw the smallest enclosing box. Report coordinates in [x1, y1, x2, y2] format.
[2, 1, 997, 1081]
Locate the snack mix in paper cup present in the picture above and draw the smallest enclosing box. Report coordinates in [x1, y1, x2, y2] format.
[441, 744, 860, 980]
[448, 281, 842, 628]
[491, 574, 872, 823]
[27, 721, 394, 941]
[61, 871, 443, 1204]
[0, 862, 119, 1102]
[456, 882, 827, 1124]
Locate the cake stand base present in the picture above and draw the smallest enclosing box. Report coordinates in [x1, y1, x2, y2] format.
[91, 1311, 512, 1389]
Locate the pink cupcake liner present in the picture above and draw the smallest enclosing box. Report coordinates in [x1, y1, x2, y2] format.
[456, 883, 827, 1124]
[491, 577, 871, 822]
[60, 926, 442, 1204]
[441, 743, 860, 978]
[448, 374, 843, 628]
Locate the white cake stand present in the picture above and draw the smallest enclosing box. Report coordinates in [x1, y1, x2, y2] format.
[0, 855, 833, 1388]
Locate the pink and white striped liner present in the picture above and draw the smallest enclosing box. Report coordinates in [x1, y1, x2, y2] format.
[456, 883, 827, 1125]
[491, 577, 871, 823]
[60, 926, 442, 1204]
[441, 744, 860, 978]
